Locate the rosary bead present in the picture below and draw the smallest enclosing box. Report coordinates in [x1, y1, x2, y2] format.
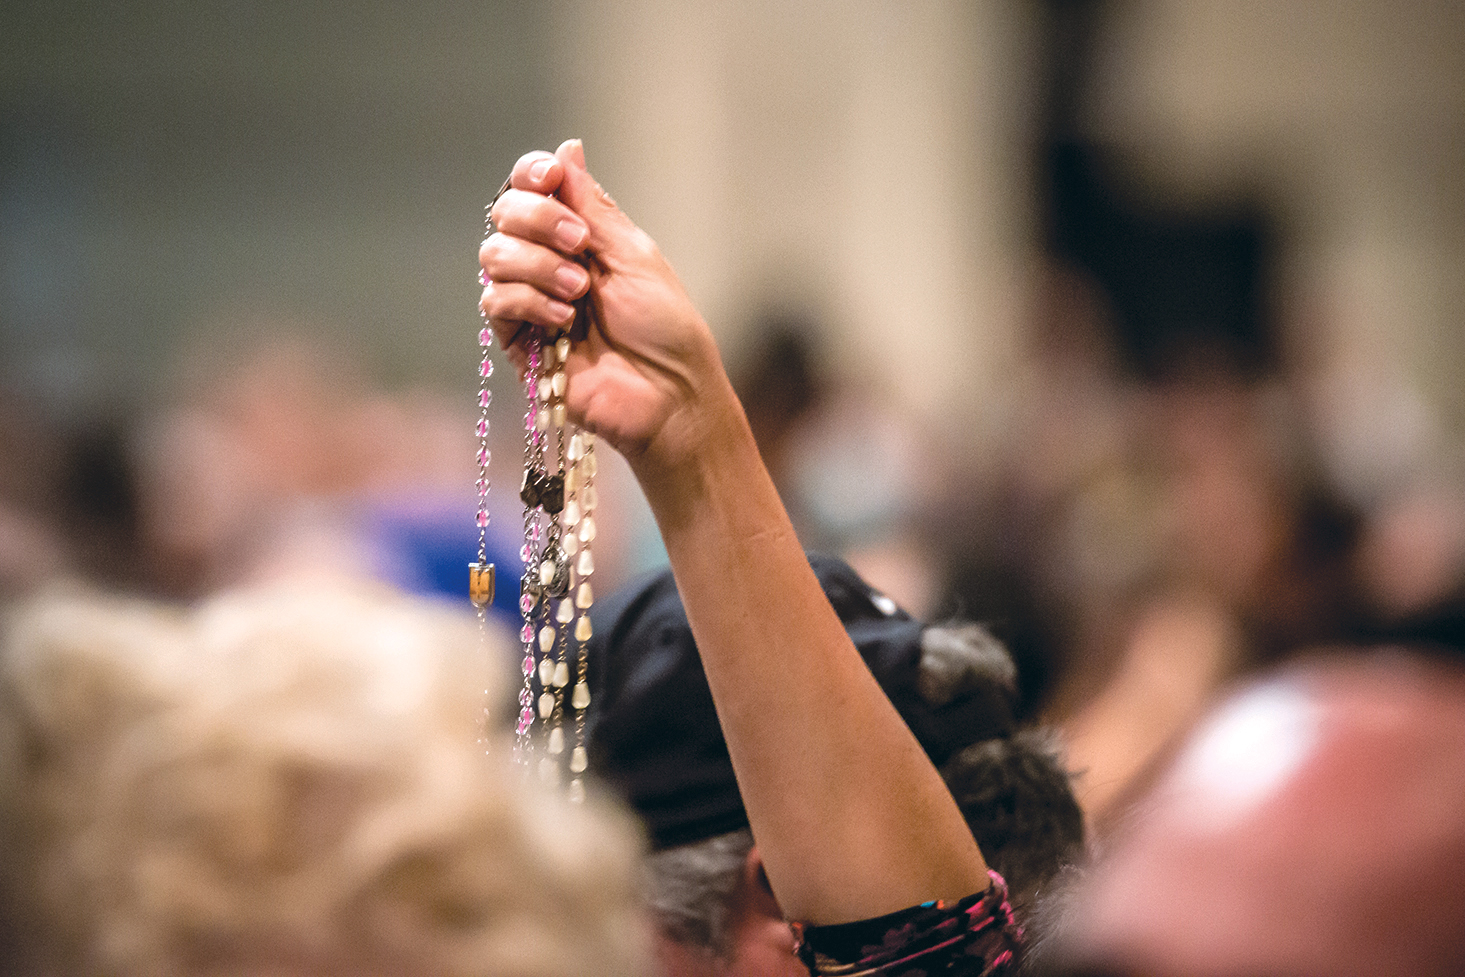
[547, 726, 565, 755]
[571, 681, 592, 710]
[521, 655, 534, 678]
[537, 376, 552, 401]
[562, 533, 579, 556]
[568, 433, 586, 462]
[575, 581, 593, 609]
[551, 403, 567, 428]
[582, 451, 597, 477]
[550, 370, 567, 399]
[535, 406, 550, 431]
[556, 336, 571, 361]
[519, 469, 543, 509]
[520, 623, 534, 644]
[570, 745, 588, 774]
[479, 388, 492, 408]
[581, 484, 598, 511]
[579, 515, 596, 542]
[476, 417, 490, 437]
[568, 778, 585, 803]
[480, 356, 493, 378]
[563, 500, 582, 525]
[575, 615, 593, 642]
[477, 446, 491, 467]
[475, 509, 489, 528]
[552, 660, 570, 688]
[538, 692, 556, 719]
[538, 657, 554, 685]
[556, 599, 574, 624]
[576, 549, 594, 576]
[539, 474, 565, 515]
[538, 625, 556, 653]
[479, 327, 493, 347]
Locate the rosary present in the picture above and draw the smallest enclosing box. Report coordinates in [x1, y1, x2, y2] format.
[472, 179, 597, 801]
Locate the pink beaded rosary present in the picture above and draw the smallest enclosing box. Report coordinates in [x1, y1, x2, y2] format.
[474, 179, 596, 801]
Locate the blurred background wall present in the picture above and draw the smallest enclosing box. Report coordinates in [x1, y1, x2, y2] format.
[4, 0, 1461, 436]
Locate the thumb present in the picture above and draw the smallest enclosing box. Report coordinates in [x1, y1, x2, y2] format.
[553, 139, 640, 255]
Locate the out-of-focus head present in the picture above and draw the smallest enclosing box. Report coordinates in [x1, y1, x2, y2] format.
[1043, 651, 1465, 977]
[0, 582, 649, 977]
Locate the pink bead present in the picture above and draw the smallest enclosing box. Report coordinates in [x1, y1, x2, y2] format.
[522, 655, 535, 676]
[520, 543, 534, 563]
[520, 687, 533, 707]
[479, 327, 492, 347]
[477, 477, 489, 495]
[520, 623, 534, 643]
[524, 411, 535, 431]
[480, 356, 493, 378]
[479, 268, 489, 286]
[476, 510, 489, 528]
[477, 446, 490, 466]
[520, 593, 535, 615]
[479, 389, 492, 408]
[476, 418, 489, 437]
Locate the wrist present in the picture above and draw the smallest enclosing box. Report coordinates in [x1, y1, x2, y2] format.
[629, 362, 767, 534]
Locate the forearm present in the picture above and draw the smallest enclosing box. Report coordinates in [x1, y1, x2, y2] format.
[629, 364, 989, 925]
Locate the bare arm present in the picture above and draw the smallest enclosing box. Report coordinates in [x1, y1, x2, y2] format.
[480, 141, 988, 925]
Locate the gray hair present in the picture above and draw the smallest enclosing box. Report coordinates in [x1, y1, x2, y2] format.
[642, 827, 755, 957]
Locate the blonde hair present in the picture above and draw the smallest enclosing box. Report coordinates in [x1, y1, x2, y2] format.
[0, 582, 649, 977]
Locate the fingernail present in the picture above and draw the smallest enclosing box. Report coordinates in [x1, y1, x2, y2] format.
[530, 158, 555, 183]
[547, 298, 575, 323]
[555, 219, 588, 251]
[555, 263, 588, 297]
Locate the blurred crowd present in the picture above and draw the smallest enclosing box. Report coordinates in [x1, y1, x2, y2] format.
[2, 1, 1464, 973]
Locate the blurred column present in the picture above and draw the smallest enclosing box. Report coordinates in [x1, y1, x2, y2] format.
[547, 0, 1037, 441]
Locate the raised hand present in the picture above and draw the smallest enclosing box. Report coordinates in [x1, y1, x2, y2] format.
[479, 140, 736, 475]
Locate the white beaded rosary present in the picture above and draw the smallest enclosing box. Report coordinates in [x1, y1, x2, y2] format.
[474, 178, 597, 801]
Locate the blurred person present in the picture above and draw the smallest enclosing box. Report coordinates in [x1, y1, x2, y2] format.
[482, 140, 1026, 974]
[0, 580, 650, 976]
[1032, 649, 1465, 977]
[133, 331, 535, 615]
[0, 392, 70, 598]
[732, 319, 940, 616]
[583, 554, 1085, 975]
[1056, 367, 1366, 822]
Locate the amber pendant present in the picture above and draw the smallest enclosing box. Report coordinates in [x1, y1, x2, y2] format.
[469, 562, 495, 607]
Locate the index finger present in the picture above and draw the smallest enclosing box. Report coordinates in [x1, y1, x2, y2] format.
[510, 150, 566, 196]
